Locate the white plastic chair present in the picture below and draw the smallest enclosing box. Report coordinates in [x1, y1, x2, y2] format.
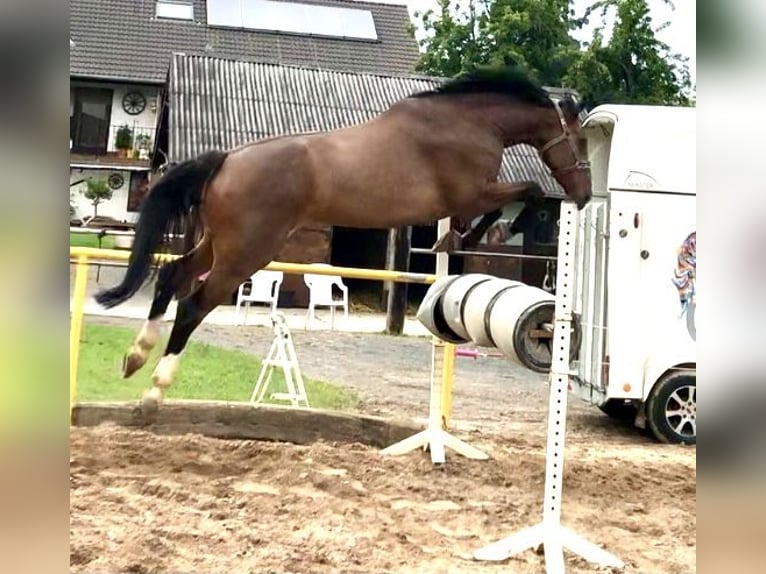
[303, 264, 349, 330]
[236, 270, 284, 325]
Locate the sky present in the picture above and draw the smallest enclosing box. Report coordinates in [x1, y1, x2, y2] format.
[356, 0, 697, 87]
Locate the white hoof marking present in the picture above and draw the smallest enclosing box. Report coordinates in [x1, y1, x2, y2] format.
[151, 353, 181, 389]
[141, 386, 164, 408]
[136, 319, 161, 350]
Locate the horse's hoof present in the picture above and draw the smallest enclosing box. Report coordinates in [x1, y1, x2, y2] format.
[122, 351, 146, 379]
[140, 387, 163, 415]
[432, 230, 462, 253]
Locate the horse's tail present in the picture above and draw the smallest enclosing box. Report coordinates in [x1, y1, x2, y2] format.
[94, 150, 228, 309]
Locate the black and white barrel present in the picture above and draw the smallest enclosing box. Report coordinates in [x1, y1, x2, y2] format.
[485, 280, 580, 372]
[440, 273, 496, 341]
[415, 274, 467, 344]
[461, 278, 525, 347]
[416, 274, 581, 373]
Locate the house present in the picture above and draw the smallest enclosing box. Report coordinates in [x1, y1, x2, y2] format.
[154, 53, 582, 305]
[69, 0, 421, 223]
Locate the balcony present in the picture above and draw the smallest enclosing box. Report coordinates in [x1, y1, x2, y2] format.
[70, 123, 156, 170]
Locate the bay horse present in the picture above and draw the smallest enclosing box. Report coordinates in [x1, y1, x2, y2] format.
[95, 66, 591, 410]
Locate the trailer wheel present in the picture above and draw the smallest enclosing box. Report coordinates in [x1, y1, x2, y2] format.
[598, 399, 638, 420]
[646, 371, 696, 445]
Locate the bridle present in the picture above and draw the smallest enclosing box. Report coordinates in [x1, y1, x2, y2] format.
[538, 98, 591, 177]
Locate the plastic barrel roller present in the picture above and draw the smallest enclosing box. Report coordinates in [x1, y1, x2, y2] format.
[459, 278, 525, 347]
[415, 275, 468, 343]
[440, 273, 495, 341]
[487, 284, 582, 372]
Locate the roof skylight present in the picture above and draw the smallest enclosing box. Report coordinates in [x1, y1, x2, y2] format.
[156, 1, 195, 20]
[207, 0, 378, 41]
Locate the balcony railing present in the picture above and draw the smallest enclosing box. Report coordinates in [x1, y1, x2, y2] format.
[70, 122, 157, 159]
[110, 123, 156, 157]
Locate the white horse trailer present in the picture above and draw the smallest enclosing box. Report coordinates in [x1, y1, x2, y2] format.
[566, 104, 696, 444]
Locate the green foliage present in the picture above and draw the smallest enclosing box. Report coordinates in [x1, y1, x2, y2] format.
[414, 0, 489, 78]
[413, 0, 694, 107]
[564, 0, 694, 106]
[481, 0, 581, 86]
[114, 124, 133, 150]
[81, 177, 113, 218]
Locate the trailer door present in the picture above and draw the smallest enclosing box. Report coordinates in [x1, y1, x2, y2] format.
[605, 190, 648, 398]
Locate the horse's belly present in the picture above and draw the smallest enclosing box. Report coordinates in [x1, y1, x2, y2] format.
[308, 185, 446, 228]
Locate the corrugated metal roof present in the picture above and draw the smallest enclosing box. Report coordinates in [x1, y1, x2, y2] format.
[166, 54, 571, 196]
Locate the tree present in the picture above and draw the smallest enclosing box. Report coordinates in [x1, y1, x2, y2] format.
[81, 177, 113, 218]
[481, 0, 581, 86]
[414, 0, 579, 84]
[563, 0, 694, 106]
[414, 0, 489, 77]
[413, 0, 694, 107]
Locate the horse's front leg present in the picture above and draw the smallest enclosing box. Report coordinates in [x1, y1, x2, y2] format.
[432, 181, 544, 252]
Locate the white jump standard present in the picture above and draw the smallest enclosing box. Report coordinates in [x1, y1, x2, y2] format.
[471, 202, 624, 572]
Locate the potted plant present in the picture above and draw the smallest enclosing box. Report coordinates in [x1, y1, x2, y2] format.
[135, 133, 152, 159]
[114, 124, 133, 158]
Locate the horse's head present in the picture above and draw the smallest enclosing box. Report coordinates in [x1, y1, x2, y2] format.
[537, 96, 592, 209]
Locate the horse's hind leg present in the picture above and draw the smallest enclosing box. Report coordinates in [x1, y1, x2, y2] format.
[140, 233, 291, 410]
[123, 238, 213, 378]
[139, 263, 258, 409]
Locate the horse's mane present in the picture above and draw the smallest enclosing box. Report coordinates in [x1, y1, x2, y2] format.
[410, 66, 554, 108]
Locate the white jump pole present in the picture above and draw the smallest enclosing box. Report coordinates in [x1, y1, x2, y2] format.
[381, 218, 489, 464]
[472, 203, 624, 572]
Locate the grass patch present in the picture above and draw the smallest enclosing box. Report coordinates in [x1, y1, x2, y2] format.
[70, 232, 116, 250]
[77, 323, 359, 411]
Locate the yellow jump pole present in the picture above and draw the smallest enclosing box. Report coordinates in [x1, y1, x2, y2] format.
[68, 246, 437, 285]
[381, 219, 488, 463]
[440, 342, 456, 428]
[69, 255, 89, 422]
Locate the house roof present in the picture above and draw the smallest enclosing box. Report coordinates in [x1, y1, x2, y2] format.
[69, 0, 421, 84]
[162, 54, 574, 197]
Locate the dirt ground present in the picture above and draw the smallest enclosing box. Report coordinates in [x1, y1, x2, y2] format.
[71, 423, 695, 574]
[71, 316, 696, 573]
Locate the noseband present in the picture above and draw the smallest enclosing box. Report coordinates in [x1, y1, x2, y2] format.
[538, 99, 591, 177]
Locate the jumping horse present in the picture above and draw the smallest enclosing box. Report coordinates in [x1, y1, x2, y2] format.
[95, 66, 592, 410]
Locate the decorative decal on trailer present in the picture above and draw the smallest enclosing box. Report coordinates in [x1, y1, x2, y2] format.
[672, 230, 696, 340]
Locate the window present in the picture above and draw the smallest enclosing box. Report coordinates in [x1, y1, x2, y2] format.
[70, 87, 113, 154]
[207, 0, 378, 40]
[128, 172, 150, 212]
[156, 1, 194, 21]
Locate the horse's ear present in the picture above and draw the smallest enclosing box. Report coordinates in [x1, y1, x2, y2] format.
[558, 96, 579, 119]
[561, 95, 588, 120]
